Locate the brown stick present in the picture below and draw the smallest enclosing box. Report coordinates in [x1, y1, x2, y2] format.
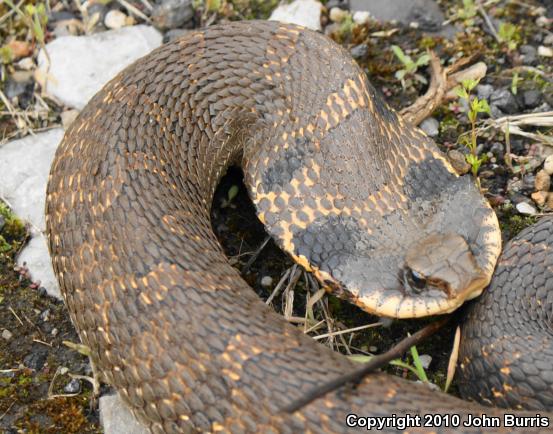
[400, 52, 480, 126]
[281, 316, 451, 414]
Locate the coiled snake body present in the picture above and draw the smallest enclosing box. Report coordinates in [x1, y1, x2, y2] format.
[45, 21, 553, 433]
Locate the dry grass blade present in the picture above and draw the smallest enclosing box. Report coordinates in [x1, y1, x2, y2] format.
[117, 0, 151, 22]
[312, 322, 382, 341]
[482, 111, 553, 146]
[283, 267, 302, 320]
[265, 266, 292, 305]
[445, 325, 461, 392]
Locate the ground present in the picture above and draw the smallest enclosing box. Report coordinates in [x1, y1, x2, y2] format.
[0, 0, 552, 432]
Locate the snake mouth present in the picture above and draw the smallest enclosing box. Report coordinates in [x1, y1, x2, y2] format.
[345, 274, 490, 319]
[312, 231, 494, 319]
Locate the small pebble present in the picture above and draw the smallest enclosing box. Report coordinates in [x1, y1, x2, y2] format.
[476, 84, 494, 100]
[61, 109, 79, 130]
[516, 202, 537, 215]
[2, 329, 13, 340]
[352, 11, 370, 25]
[447, 149, 471, 175]
[544, 155, 553, 175]
[350, 44, 368, 59]
[536, 16, 551, 28]
[531, 191, 548, 207]
[420, 117, 439, 138]
[538, 46, 553, 57]
[490, 88, 519, 114]
[51, 328, 59, 337]
[40, 309, 50, 322]
[418, 354, 432, 369]
[23, 349, 48, 370]
[64, 378, 81, 394]
[152, 0, 194, 30]
[17, 57, 35, 70]
[104, 10, 129, 30]
[37, 287, 48, 297]
[535, 170, 551, 192]
[261, 276, 273, 287]
[522, 89, 542, 109]
[519, 45, 537, 65]
[369, 346, 378, 353]
[329, 7, 349, 23]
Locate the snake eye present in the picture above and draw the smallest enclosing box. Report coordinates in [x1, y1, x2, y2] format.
[406, 268, 427, 293]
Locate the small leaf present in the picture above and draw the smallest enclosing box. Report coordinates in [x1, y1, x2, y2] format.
[455, 86, 469, 101]
[391, 45, 412, 67]
[227, 185, 239, 202]
[462, 78, 479, 92]
[347, 354, 372, 363]
[415, 53, 430, 67]
[478, 99, 491, 115]
[414, 73, 427, 85]
[410, 345, 429, 383]
[395, 69, 406, 80]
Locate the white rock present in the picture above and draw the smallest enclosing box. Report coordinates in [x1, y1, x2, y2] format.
[269, 0, 323, 31]
[261, 276, 273, 287]
[37, 25, 162, 109]
[2, 329, 13, 340]
[353, 10, 371, 25]
[0, 129, 64, 298]
[329, 7, 348, 23]
[536, 16, 551, 28]
[0, 129, 63, 233]
[544, 155, 553, 175]
[538, 46, 553, 57]
[516, 202, 537, 215]
[100, 394, 149, 434]
[18, 235, 60, 298]
[104, 10, 129, 30]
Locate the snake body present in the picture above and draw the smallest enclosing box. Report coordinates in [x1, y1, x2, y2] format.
[45, 21, 553, 433]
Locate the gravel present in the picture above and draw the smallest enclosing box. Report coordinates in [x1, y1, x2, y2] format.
[490, 88, 519, 114]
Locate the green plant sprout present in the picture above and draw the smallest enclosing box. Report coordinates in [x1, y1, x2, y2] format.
[456, 0, 477, 26]
[338, 14, 355, 38]
[455, 78, 491, 184]
[511, 71, 520, 95]
[391, 45, 430, 88]
[0, 45, 13, 64]
[3, 0, 48, 47]
[498, 22, 520, 52]
[349, 344, 430, 384]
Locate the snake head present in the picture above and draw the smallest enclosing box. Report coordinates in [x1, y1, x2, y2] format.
[403, 232, 489, 301]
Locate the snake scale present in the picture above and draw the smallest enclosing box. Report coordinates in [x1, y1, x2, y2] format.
[45, 21, 553, 433]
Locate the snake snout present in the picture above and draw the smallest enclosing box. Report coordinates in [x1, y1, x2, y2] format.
[405, 232, 489, 301]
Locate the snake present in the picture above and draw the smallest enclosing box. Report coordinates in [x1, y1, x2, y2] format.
[45, 21, 553, 433]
